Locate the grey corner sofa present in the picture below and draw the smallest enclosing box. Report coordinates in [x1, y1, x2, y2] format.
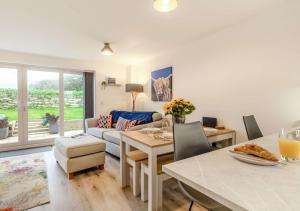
[85, 112, 164, 158]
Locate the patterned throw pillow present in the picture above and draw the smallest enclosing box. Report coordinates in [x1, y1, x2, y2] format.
[98, 115, 112, 128]
[127, 120, 137, 129]
[115, 117, 130, 131]
[136, 120, 145, 126]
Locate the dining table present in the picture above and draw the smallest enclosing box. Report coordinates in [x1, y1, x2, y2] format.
[120, 127, 236, 211]
[163, 133, 300, 211]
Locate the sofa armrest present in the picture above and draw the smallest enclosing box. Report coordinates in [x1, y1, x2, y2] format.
[85, 118, 98, 129]
[127, 119, 167, 131]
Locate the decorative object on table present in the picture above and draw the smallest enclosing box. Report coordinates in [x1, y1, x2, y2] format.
[278, 128, 300, 161]
[161, 118, 170, 132]
[101, 42, 114, 56]
[0, 153, 50, 210]
[0, 114, 9, 140]
[125, 83, 144, 111]
[151, 66, 172, 102]
[161, 132, 173, 140]
[163, 98, 195, 124]
[41, 113, 59, 134]
[153, 0, 178, 13]
[97, 114, 112, 128]
[202, 117, 217, 128]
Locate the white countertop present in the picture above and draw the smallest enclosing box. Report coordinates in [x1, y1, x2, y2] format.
[163, 134, 300, 211]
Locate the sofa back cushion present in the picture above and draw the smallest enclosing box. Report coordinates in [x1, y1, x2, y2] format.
[98, 114, 112, 128]
[115, 117, 130, 131]
[152, 113, 162, 122]
[110, 110, 157, 124]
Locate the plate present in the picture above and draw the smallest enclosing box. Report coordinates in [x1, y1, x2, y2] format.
[141, 128, 161, 133]
[228, 150, 281, 166]
[162, 132, 173, 139]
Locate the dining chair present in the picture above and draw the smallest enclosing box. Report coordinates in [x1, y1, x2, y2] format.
[243, 115, 263, 140]
[126, 150, 148, 196]
[140, 153, 173, 205]
[173, 122, 230, 211]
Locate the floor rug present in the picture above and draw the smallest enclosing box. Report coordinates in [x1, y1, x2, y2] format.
[0, 153, 50, 210]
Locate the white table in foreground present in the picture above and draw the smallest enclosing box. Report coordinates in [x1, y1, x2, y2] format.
[163, 134, 300, 211]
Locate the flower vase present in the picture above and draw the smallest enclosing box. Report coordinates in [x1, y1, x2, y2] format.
[49, 123, 59, 134]
[172, 115, 186, 124]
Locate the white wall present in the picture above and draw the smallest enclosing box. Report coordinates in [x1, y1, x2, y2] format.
[131, 0, 300, 142]
[0, 50, 130, 115]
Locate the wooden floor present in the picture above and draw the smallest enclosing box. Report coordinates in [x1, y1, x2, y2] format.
[29, 151, 207, 211]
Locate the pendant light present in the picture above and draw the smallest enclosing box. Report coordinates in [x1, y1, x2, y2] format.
[101, 43, 114, 56]
[153, 0, 178, 12]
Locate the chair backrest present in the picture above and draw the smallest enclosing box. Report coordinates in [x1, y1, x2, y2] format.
[173, 122, 218, 209]
[173, 121, 211, 161]
[243, 115, 263, 140]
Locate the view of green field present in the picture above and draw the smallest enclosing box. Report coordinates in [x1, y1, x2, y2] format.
[0, 106, 83, 121]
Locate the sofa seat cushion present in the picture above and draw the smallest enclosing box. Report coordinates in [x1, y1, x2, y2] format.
[55, 135, 106, 158]
[103, 130, 121, 145]
[86, 127, 115, 139]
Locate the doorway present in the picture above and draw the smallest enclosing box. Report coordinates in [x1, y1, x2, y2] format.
[0, 65, 86, 151]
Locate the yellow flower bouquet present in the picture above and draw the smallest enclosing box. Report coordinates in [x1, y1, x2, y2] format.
[163, 98, 196, 116]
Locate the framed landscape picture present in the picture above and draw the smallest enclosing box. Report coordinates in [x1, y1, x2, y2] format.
[151, 66, 173, 102]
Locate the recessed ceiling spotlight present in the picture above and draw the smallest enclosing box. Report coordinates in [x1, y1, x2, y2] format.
[153, 0, 178, 13]
[101, 43, 114, 56]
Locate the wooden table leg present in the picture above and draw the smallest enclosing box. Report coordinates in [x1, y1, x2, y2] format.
[68, 173, 75, 180]
[120, 136, 128, 188]
[148, 151, 158, 211]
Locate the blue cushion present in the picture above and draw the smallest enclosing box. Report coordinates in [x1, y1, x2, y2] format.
[110, 110, 155, 124]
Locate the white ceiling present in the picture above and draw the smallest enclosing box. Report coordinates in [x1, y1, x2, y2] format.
[0, 0, 283, 64]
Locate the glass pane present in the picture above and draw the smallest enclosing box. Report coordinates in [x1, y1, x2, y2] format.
[27, 70, 60, 141]
[64, 73, 84, 137]
[0, 68, 19, 145]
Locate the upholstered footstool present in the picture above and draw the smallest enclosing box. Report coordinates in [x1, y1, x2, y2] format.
[54, 135, 106, 179]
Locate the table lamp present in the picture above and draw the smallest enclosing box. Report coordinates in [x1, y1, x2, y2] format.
[125, 83, 143, 112]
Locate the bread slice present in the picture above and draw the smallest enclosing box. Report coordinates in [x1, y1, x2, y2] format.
[234, 144, 278, 162]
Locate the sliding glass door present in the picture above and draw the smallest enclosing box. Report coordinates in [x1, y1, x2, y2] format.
[63, 73, 84, 136]
[0, 68, 20, 147]
[27, 70, 60, 142]
[0, 65, 87, 151]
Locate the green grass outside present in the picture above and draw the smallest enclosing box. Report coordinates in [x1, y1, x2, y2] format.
[0, 106, 83, 121]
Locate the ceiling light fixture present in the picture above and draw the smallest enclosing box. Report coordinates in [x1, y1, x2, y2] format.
[153, 0, 178, 13]
[101, 43, 114, 56]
